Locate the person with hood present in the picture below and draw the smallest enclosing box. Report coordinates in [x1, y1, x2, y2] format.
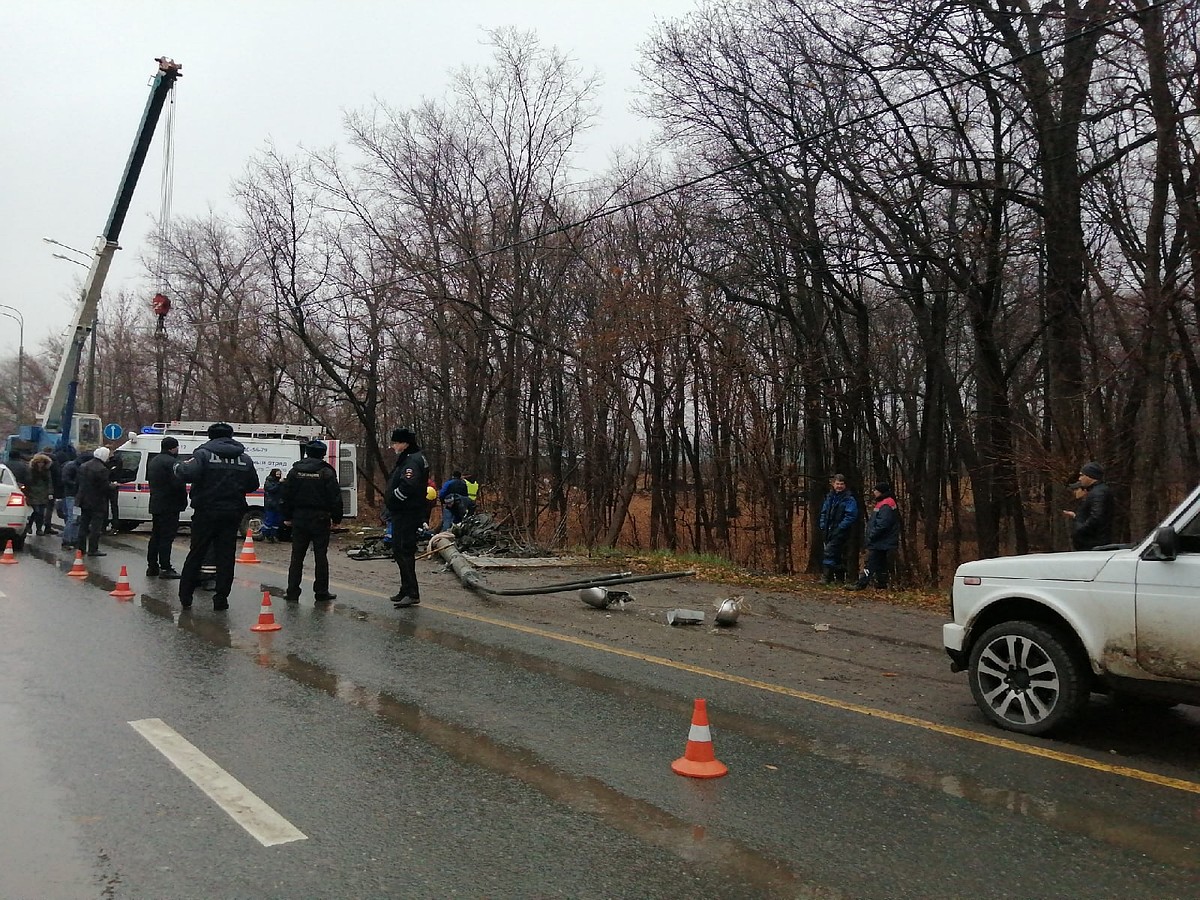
[24, 452, 54, 536]
[437, 470, 470, 532]
[257, 468, 285, 542]
[848, 482, 900, 590]
[146, 436, 187, 578]
[75, 446, 115, 556]
[173, 422, 260, 611]
[818, 473, 858, 584]
[385, 427, 430, 607]
[1063, 461, 1114, 550]
[281, 440, 343, 604]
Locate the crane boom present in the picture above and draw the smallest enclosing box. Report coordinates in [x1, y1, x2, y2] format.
[39, 57, 182, 445]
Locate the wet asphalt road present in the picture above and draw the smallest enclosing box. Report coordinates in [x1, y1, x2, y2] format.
[1, 543, 1198, 899]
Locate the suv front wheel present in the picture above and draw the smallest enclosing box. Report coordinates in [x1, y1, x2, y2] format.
[968, 621, 1089, 735]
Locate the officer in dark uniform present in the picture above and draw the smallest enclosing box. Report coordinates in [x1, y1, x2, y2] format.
[385, 427, 429, 607]
[174, 423, 260, 611]
[281, 439, 343, 604]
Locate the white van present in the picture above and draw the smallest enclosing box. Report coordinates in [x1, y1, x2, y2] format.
[111, 421, 358, 532]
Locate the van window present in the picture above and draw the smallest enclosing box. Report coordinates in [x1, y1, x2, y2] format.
[114, 450, 141, 483]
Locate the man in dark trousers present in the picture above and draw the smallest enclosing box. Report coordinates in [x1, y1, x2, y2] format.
[75, 446, 114, 557]
[281, 439, 343, 604]
[173, 423, 259, 611]
[385, 427, 429, 607]
[146, 436, 186, 578]
[848, 482, 900, 590]
[818, 473, 858, 584]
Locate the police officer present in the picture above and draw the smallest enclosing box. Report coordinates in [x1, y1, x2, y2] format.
[281, 439, 343, 604]
[174, 423, 260, 611]
[385, 427, 429, 607]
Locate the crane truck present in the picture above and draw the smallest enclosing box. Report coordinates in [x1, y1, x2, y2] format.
[2, 57, 182, 463]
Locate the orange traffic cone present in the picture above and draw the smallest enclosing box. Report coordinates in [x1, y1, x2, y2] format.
[671, 698, 728, 779]
[67, 550, 88, 578]
[0, 540, 17, 564]
[250, 591, 282, 632]
[110, 565, 136, 600]
[237, 529, 261, 564]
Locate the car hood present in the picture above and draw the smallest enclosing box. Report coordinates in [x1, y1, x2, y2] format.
[956, 550, 1119, 582]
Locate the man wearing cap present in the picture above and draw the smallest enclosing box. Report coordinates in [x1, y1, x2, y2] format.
[848, 482, 900, 590]
[146, 436, 186, 578]
[281, 440, 343, 604]
[385, 427, 430, 607]
[173, 423, 260, 610]
[1063, 461, 1113, 550]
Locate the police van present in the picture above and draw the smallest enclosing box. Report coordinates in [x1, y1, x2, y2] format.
[111, 421, 358, 532]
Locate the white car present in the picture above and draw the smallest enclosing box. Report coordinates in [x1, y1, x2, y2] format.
[944, 484, 1200, 735]
[0, 463, 28, 552]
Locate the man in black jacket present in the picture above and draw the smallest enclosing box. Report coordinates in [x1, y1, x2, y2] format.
[385, 427, 429, 607]
[173, 423, 259, 610]
[848, 482, 900, 590]
[146, 436, 187, 578]
[281, 440, 343, 604]
[1065, 461, 1114, 550]
[75, 447, 114, 557]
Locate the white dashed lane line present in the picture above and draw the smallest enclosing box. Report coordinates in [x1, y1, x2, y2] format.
[129, 717, 307, 846]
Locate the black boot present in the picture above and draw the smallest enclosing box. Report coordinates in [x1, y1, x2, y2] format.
[820, 566, 834, 585]
[847, 569, 870, 591]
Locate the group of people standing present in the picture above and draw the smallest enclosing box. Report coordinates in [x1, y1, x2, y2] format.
[818, 475, 899, 590]
[8, 444, 126, 556]
[818, 459, 1118, 590]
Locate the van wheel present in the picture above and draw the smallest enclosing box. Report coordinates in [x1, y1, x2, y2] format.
[241, 510, 263, 536]
[968, 621, 1089, 735]
[116, 520, 139, 532]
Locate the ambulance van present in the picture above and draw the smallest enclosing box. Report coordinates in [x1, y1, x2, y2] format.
[111, 421, 358, 533]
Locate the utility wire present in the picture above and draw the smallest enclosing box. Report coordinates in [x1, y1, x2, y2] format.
[284, 0, 1175, 312]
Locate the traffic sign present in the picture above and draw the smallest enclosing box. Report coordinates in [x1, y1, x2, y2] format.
[103, 423, 124, 441]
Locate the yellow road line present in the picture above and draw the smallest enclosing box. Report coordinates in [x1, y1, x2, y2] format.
[345, 581, 1200, 796]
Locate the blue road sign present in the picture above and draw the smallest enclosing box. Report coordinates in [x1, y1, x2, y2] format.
[103, 423, 124, 441]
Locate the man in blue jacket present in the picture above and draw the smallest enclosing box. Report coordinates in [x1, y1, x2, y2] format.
[818, 474, 858, 584]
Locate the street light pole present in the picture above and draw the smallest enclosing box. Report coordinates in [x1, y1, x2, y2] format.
[0, 304, 24, 423]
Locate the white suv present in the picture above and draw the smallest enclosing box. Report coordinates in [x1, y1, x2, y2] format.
[944, 484, 1200, 735]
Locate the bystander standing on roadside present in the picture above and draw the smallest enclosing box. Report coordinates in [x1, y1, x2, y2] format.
[60, 449, 84, 549]
[1062, 461, 1114, 550]
[23, 452, 54, 536]
[281, 440, 343, 604]
[818, 474, 858, 584]
[146, 437, 186, 578]
[75, 447, 114, 557]
[848, 482, 899, 591]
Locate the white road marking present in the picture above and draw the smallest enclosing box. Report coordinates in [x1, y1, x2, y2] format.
[129, 717, 307, 846]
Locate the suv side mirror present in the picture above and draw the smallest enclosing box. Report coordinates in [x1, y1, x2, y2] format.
[1142, 526, 1178, 561]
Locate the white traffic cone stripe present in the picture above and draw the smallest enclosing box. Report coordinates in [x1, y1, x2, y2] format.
[688, 723, 712, 742]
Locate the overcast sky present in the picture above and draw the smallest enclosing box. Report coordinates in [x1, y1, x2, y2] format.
[0, 0, 696, 361]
